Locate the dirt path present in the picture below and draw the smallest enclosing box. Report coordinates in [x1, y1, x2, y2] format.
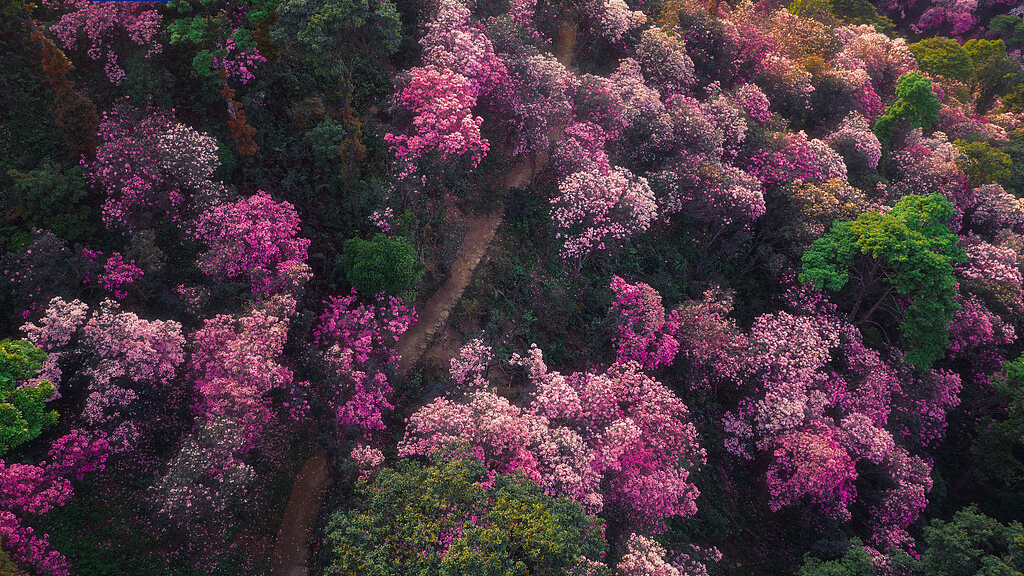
[268, 22, 579, 576]
[269, 454, 329, 576]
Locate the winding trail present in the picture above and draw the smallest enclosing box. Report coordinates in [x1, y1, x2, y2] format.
[268, 24, 578, 576]
[269, 454, 329, 576]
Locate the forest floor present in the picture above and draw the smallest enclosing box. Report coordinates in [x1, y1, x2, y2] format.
[268, 23, 577, 576]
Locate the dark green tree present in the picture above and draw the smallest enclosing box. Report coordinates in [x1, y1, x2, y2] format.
[988, 15, 1024, 52]
[7, 161, 94, 244]
[970, 356, 1024, 493]
[0, 339, 58, 456]
[324, 451, 608, 576]
[829, 0, 894, 33]
[923, 506, 1024, 576]
[874, 73, 941, 146]
[270, 0, 400, 168]
[800, 194, 965, 368]
[340, 233, 422, 302]
[796, 540, 876, 576]
[908, 38, 975, 84]
[964, 39, 1023, 113]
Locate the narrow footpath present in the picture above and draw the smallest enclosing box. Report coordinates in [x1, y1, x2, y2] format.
[268, 23, 578, 576]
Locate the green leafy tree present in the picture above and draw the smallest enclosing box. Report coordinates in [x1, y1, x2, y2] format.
[324, 451, 608, 576]
[908, 38, 975, 85]
[800, 194, 965, 368]
[964, 39, 1022, 113]
[953, 139, 1013, 186]
[923, 506, 1024, 576]
[874, 73, 941, 145]
[7, 161, 94, 244]
[340, 233, 422, 302]
[796, 540, 876, 576]
[0, 339, 57, 456]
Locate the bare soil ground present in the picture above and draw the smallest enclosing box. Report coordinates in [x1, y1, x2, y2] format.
[269, 454, 328, 576]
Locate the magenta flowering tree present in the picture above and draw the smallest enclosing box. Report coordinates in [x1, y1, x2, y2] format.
[214, 36, 267, 86]
[0, 429, 109, 576]
[314, 290, 415, 366]
[608, 276, 680, 371]
[45, 0, 163, 85]
[313, 291, 415, 433]
[86, 101, 224, 233]
[913, 0, 979, 38]
[385, 65, 488, 168]
[552, 165, 657, 275]
[192, 191, 310, 294]
[518, 346, 706, 532]
[78, 250, 143, 300]
[746, 131, 848, 187]
[765, 421, 858, 520]
[735, 83, 771, 123]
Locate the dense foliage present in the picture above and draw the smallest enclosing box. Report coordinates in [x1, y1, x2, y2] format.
[1, 0, 1024, 574]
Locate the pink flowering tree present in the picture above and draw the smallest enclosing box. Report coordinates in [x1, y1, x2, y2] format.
[151, 416, 256, 525]
[650, 154, 766, 224]
[765, 421, 858, 520]
[385, 66, 488, 168]
[616, 533, 721, 576]
[553, 165, 657, 276]
[85, 101, 224, 233]
[672, 288, 749, 394]
[190, 307, 294, 444]
[191, 191, 311, 295]
[22, 298, 185, 450]
[718, 308, 959, 548]
[504, 54, 577, 159]
[608, 276, 680, 370]
[45, 0, 163, 85]
[824, 112, 883, 170]
[399, 387, 604, 513]
[420, 0, 507, 99]
[635, 27, 694, 98]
